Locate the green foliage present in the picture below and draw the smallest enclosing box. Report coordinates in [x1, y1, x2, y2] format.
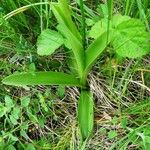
[37, 29, 64, 56]
[21, 97, 30, 107]
[85, 32, 110, 74]
[1, 0, 150, 149]
[0, 103, 7, 117]
[5, 95, 14, 111]
[26, 143, 36, 150]
[108, 130, 118, 139]
[51, 1, 84, 78]
[89, 14, 150, 58]
[78, 90, 94, 141]
[112, 15, 150, 58]
[2, 71, 82, 87]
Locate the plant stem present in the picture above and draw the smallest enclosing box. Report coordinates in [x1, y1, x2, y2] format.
[96, 0, 99, 8]
[45, 0, 49, 29]
[80, 138, 88, 150]
[4, 2, 49, 20]
[79, 0, 87, 87]
[125, 0, 130, 15]
[107, 0, 113, 20]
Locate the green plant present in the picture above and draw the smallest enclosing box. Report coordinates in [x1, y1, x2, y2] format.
[2, 0, 150, 147]
[109, 98, 150, 150]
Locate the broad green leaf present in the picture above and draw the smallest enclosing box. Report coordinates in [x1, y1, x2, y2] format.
[37, 29, 64, 56]
[86, 18, 95, 26]
[56, 24, 78, 76]
[56, 24, 72, 49]
[2, 71, 83, 87]
[139, 134, 150, 150]
[89, 15, 130, 39]
[89, 14, 150, 58]
[89, 18, 110, 39]
[84, 32, 110, 76]
[112, 14, 130, 27]
[78, 90, 94, 141]
[112, 15, 150, 58]
[0, 136, 3, 142]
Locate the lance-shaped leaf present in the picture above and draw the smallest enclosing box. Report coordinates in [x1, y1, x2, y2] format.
[52, 0, 81, 40]
[2, 71, 83, 87]
[51, 1, 85, 78]
[78, 90, 94, 141]
[84, 32, 111, 76]
[37, 29, 64, 56]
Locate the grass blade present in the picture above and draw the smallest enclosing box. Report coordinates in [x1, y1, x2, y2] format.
[107, 0, 113, 43]
[136, 0, 150, 32]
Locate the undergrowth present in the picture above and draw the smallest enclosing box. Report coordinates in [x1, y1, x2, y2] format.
[0, 0, 150, 149]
